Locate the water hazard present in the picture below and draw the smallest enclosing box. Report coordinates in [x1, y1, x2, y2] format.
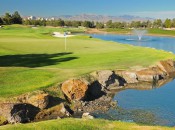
[91, 34, 175, 126]
[91, 34, 175, 54]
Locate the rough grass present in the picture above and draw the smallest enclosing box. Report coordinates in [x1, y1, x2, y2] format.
[0, 25, 174, 99]
[0, 118, 173, 130]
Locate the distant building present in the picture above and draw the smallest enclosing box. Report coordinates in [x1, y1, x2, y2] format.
[28, 16, 36, 20]
[50, 17, 55, 21]
[45, 18, 49, 21]
[37, 17, 45, 21]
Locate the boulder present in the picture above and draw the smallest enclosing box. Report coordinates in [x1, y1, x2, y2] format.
[93, 70, 113, 87]
[125, 82, 154, 90]
[91, 70, 126, 89]
[61, 79, 88, 101]
[35, 103, 70, 121]
[136, 67, 164, 82]
[0, 103, 40, 124]
[157, 59, 175, 76]
[17, 91, 49, 110]
[117, 71, 138, 84]
[82, 113, 94, 119]
[86, 81, 106, 100]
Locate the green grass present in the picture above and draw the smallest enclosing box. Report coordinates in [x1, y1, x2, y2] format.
[102, 28, 131, 34]
[148, 28, 175, 36]
[0, 25, 174, 99]
[103, 28, 175, 36]
[0, 24, 85, 38]
[0, 118, 173, 130]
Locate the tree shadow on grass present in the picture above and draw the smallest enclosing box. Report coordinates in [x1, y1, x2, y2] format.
[0, 52, 78, 68]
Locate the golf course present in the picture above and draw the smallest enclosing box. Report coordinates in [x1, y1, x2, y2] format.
[0, 25, 175, 129]
[1, 25, 175, 99]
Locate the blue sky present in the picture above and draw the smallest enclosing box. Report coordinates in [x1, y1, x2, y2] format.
[1, 0, 175, 19]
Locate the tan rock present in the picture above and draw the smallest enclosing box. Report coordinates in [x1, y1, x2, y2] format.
[157, 59, 175, 76]
[136, 67, 164, 82]
[35, 103, 70, 121]
[118, 71, 138, 84]
[61, 79, 88, 101]
[91, 70, 123, 88]
[82, 113, 94, 119]
[0, 103, 39, 123]
[125, 82, 154, 90]
[94, 70, 113, 87]
[17, 91, 49, 110]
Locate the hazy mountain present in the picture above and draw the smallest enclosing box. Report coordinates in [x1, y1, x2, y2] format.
[56, 14, 154, 22]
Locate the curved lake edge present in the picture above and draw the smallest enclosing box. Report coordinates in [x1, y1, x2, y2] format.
[86, 29, 175, 38]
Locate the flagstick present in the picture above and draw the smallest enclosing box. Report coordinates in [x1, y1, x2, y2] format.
[64, 32, 67, 51]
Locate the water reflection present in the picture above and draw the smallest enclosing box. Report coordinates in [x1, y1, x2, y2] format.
[94, 107, 165, 126]
[109, 78, 173, 97]
[112, 79, 175, 127]
[93, 78, 175, 126]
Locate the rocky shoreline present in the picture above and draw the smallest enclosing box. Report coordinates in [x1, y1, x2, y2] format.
[0, 59, 175, 126]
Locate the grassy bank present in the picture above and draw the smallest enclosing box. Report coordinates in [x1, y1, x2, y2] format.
[102, 28, 131, 34]
[101, 28, 175, 36]
[148, 29, 175, 36]
[0, 118, 173, 130]
[0, 25, 175, 99]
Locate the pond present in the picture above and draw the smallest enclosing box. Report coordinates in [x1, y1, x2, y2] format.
[91, 34, 175, 127]
[91, 34, 175, 53]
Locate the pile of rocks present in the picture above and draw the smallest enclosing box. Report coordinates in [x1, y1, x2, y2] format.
[60, 59, 175, 115]
[0, 91, 70, 124]
[0, 59, 174, 125]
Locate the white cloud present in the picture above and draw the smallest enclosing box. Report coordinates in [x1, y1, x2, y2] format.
[128, 11, 175, 19]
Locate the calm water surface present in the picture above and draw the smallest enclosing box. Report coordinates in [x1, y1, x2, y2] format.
[92, 34, 175, 53]
[92, 34, 175, 126]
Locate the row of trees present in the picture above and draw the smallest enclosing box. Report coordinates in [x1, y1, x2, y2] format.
[1, 11, 175, 29]
[23, 19, 175, 29]
[105, 19, 175, 29]
[21, 18, 175, 29]
[23, 19, 95, 28]
[0, 11, 22, 25]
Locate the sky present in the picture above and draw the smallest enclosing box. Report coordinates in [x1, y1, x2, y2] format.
[1, 0, 175, 19]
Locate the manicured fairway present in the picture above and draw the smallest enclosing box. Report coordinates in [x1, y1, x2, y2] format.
[0, 25, 174, 99]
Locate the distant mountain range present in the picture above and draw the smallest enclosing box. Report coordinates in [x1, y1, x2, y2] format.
[54, 14, 154, 22]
